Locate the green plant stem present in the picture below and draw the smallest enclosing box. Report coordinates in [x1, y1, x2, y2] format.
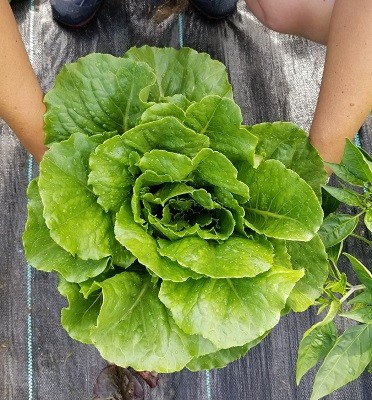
[329, 260, 342, 280]
[350, 233, 372, 246]
[339, 284, 366, 304]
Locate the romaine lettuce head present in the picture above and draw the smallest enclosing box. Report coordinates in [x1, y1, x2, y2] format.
[23, 46, 328, 373]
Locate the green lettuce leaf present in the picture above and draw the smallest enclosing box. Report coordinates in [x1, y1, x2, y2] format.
[124, 46, 233, 101]
[285, 235, 329, 312]
[88, 135, 138, 212]
[192, 148, 250, 200]
[186, 332, 269, 371]
[122, 117, 210, 157]
[58, 277, 102, 344]
[38, 133, 116, 260]
[159, 267, 304, 348]
[140, 102, 186, 123]
[115, 200, 201, 282]
[157, 235, 274, 278]
[240, 160, 323, 241]
[44, 54, 155, 144]
[248, 122, 327, 198]
[23, 179, 109, 282]
[90, 272, 204, 372]
[184, 95, 257, 164]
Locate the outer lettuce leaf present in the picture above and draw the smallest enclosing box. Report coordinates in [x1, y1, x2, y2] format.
[124, 46, 233, 102]
[157, 235, 274, 278]
[269, 239, 292, 269]
[159, 267, 304, 348]
[184, 95, 257, 164]
[44, 54, 155, 144]
[38, 133, 116, 260]
[186, 332, 268, 371]
[240, 159, 323, 241]
[23, 179, 109, 282]
[285, 235, 329, 312]
[58, 277, 102, 344]
[248, 122, 327, 198]
[90, 272, 203, 373]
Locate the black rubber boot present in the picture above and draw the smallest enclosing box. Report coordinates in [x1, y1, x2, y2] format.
[190, 0, 238, 19]
[50, 0, 104, 27]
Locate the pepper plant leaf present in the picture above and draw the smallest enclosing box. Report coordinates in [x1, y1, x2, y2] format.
[310, 323, 372, 400]
[296, 322, 338, 385]
[318, 213, 359, 249]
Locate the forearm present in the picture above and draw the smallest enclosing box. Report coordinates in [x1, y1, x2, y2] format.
[0, 0, 46, 162]
[309, 0, 372, 170]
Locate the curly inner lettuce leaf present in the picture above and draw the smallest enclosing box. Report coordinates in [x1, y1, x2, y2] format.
[44, 54, 156, 144]
[192, 148, 250, 200]
[38, 132, 116, 260]
[89, 272, 205, 373]
[159, 267, 304, 348]
[140, 102, 186, 123]
[139, 183, 236, 241]
[124, 46, 233, 102]
[115, 200, 201, 282]
[23, 179, 109, 282]
[138, 149, 193, 179]
[240, 159, 323, 241]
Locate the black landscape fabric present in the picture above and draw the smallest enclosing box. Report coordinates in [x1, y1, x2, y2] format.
[0, 1, 371, 399]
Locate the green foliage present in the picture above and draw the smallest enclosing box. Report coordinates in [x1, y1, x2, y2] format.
[297, 139, 372, 399]
[23, 46, 370, 396]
